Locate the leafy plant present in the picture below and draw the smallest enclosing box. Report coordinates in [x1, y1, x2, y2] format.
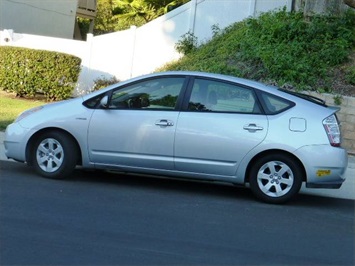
[91, 0, 190, 34]
[345, 66, 355, 85]
[175, 31, 198, 55]
[163, 9, 355, 92]
[333, 95, 343, 105]
[0, 46, 81, 101]
[92, 76, 120, 91]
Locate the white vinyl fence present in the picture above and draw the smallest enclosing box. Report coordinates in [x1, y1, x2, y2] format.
[0, 0, 292, 95]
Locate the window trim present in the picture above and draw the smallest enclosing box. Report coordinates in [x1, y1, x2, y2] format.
[181, 76, 264, 115]
[255, 90, 295, 115]
[84, 75, 189, 111]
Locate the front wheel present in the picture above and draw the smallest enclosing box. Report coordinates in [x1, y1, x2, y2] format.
[30, 131, 78, 179]
[249, 154, 303, 204]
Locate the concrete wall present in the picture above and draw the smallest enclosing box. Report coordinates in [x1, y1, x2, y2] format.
[307, 92, 355, 155]
[0, 0, 78, 39]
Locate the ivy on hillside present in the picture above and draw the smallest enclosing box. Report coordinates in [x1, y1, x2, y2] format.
[162, 9, 355, 92]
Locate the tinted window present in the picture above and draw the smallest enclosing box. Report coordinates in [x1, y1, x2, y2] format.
[188, 78, 261, 114]
[83, 94, 105, 108]
[259, 92, 294, 114]
[109, 77, 185, 110]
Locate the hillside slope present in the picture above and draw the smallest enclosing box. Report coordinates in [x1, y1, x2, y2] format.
[161, 9, 355, 97]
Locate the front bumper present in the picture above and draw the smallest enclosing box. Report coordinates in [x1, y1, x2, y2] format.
[4, 122, 32, 163]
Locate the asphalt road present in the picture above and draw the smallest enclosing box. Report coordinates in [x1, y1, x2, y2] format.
[0, 160, 354, 265]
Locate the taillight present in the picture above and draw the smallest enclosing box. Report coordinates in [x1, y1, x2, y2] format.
[323, 114, 341, 147]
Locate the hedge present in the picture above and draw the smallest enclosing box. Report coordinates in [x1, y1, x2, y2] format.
[0, 46, 81, 101]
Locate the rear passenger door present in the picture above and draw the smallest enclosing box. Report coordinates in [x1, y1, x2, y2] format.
[174, 78, 268, 177]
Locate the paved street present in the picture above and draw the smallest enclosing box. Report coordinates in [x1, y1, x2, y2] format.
[0, 160, 354, 265]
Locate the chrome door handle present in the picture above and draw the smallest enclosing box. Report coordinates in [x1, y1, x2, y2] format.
[243, 123, 263, 132]
[155, 119, 174, 127]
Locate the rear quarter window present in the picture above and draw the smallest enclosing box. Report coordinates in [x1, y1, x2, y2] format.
[259, 92, 295, 114]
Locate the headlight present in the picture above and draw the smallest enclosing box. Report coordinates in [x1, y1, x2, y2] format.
[15, 106, 44, 122]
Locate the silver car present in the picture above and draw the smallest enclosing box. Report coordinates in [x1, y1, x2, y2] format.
[4, 71, 348, 203]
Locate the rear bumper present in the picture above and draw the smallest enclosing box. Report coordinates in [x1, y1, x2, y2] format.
[306, 181, 342, 189]
[294, 145, 348, 189]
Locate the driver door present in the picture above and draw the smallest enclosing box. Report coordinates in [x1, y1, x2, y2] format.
[87, 77, 186, 170]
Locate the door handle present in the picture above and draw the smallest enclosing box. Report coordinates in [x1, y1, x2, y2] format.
[243, 123, 263, 132]
[155, 119, 174, 127]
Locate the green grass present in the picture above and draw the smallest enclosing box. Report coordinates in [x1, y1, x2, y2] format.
[0, 91, 46, 131]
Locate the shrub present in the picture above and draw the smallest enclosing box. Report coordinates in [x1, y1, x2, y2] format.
[175, 31, 198, 55]
[0, 46, 81, 101]
[345, 66, 355, 85]
[92, 76, 120, 91]
[163, 9, 355, 92]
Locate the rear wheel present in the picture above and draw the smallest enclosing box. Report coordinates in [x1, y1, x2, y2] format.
[30, 131, 77, 179]
[249, 154, 303, 204]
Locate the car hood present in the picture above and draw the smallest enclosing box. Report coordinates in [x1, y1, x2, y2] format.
[17, 96, 87, 129]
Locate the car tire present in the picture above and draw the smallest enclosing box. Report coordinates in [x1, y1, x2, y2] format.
[249, 154, 303, 204]
[31, 131, 77, 179]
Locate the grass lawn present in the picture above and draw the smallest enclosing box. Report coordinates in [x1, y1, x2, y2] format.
[0, 90, 47, 131]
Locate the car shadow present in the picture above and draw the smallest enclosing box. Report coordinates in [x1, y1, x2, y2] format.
[69, 168, 355, 209]
[1, 160, 353, 209]
[70, 168, 256, 201]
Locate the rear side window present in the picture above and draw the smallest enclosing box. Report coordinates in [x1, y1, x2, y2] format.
[259, 92, 294, 114]
[188, 78, 262, 114]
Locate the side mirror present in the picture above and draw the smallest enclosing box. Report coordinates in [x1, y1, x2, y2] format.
[100, 95, 109, 108]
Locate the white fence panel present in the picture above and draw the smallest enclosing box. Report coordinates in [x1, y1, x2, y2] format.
[193, 0, 252, 42]
[0, 30, 86, 58]
[130, 2, 192, 78]
[77, 28, 137, 94]
[1, 0, 291, 95]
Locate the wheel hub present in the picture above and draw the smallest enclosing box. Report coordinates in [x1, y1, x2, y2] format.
[257, 161, 294, 198]
[36, 138, 64, 173]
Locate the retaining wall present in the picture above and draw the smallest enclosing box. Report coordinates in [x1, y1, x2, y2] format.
[308, 92, 355, 155]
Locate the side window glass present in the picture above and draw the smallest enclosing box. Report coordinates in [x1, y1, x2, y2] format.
[260, 92, 294, 114]
[83, 94, 104, 109]
[109, 77, 185, 110]
[188, 79, 261, 114]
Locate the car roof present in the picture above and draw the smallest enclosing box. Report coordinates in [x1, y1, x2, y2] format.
[85, 71, 272, 96]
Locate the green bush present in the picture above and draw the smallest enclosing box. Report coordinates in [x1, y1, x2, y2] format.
[345, 66, 355, 85]
[0, 46, 81, 101]
[175, 31, 198, 55]
[162, 9, 355, 92]
[92, 76, 120, 91]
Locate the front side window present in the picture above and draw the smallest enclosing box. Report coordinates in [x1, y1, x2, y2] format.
[109, 77, 185, 110]
[188, 78, 261, 114]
